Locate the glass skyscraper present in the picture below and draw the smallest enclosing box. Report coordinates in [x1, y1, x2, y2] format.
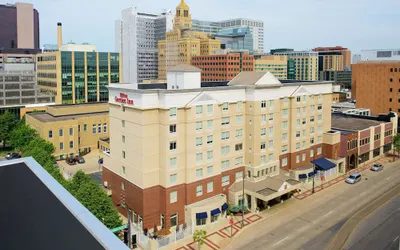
[214, 26, 254, 54]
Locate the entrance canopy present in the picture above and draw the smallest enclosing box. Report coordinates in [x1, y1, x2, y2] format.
[312, 158, 336, 171]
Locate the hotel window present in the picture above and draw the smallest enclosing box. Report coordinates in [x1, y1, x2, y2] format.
[235, 143, 243, 151]
[59, 142, 64, 150]
[170, 174, 177, 185]
[222, 102, 229, 112]
[317, 147, 322, 155]
[207, 181, 214, 193]
[207, 104, 213, 114]
[282, 145, 288, 153]
[282, 157, 288, 167]
[221, 160, 230, 170]
[302, 153, 306, 161]
[310, 116, 315, 122]
[318, 114, 322, 121]
[260, 155, 266, 164]
[261, 100, 266, 108]
[261, 128, 266, 137]
[207, 135, 213, 145]
[207, 120, 213, 129]
[92, 125, 96, 134]
[121, 120, 125, 128]
[207, 150, 213, 161]
[83, 124, 87, 131]
[122, 150, 126, 159]
[103, 123, 107, 133]
[282, 133, 288, 141]
[261, 142, 266, 150]
[310, 127, 315, 133]
[169, 124, 176, 134]
[196, 153, 203, 163]
[261, 114, 267, 123]
[98, 124, 102, 133]
[236, 115, 243, 124]
[122, 135, 125, 143]
[296, 119, 301, 127]
[302, 141, 306, 148]
[283, 109, 288, 117]
[207, 165, 213, 176]
[235, 157, 243, 166]
[69, 128, 73, 136]
[196, 185, 203, 197]
[221, 117, 230, 126]
[196, 137, 203, 147]
[222, 175, 230, 186]
[268, 127, 273, 136]
[196, 121, 203, 131]
[236, 171, 243, 181]
[317, 104, 322, 111]
[269, 113, 274, 121]
[69, 141, 74, 149]
[169, 141, 177, 151]
[196, 168, 203, 179]
[296, 142, 300, 150]
[170, 107, 177, 118]
[296, 131, 300, 138]
[296, 96, 301, 102]
[282, 121, 288, 129]
[302, 130, 306, 137]
[237, 101, 243, 110]
[268, 140, 273, 149]
[221, 146, 230, 156]
[59, 129, 63, 136]
[170, 157, 177, 169]
[297, 108, 300, 116]
[236, 129, 243, 138]
[122, 166, 126, 175]
[296, 155, 300, 163]
[196, 105, 203, 115]
[170, 191, 177, 203]
[269, 100, 274, 108]
[302, 118, 306, 125]
[121, 182, 125, 190]
[221, 131, 230, 140]
[170, 213, 178, 228]
[48, 130, 53, 138]
[310, 149, 314, 158]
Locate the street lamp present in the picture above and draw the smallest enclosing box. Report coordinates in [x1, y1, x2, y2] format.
[241, 172, 245, 228]
[117, 202, 131, 248]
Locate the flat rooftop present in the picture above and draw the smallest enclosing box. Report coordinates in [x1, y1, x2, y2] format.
[331, 114, 384, 131]
[28, 111, 108, 122]
[0, 158, 128, 250]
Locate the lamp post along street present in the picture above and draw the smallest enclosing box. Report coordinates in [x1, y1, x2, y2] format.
[242, 173, 245, 228]
[127, 208, 132, 249]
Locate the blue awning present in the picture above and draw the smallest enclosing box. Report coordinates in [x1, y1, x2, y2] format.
[196, 212, 208, 219]
[221, 203, 228, 211]
[299, 174, 307, 179]
[312, 158, 336, 171]
[211, 208, 221, 216]
[308, 172, 315, 177]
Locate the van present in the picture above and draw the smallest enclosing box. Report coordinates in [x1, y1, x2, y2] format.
[345, 173, 361, 184]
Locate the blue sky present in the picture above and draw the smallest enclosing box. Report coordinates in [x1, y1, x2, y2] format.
[20, 0, 400, 53]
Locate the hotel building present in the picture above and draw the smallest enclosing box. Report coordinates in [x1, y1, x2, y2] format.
[102, 65, 336, 232]
[157, 0, 221, 80]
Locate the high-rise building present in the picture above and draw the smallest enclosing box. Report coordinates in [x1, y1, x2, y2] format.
[352, 61, 400, 115]
[115, 8, 173, 84]
[0, 2, 40, 49]
[319, 70, 352, 89]
[191, 50, 254, 81]
[157, 0, 221, 80]
[102, 67, 335, 232]
[360, 49, 400, 61]
[191, 18, 264, 54]
[254, 55, 287, 79]
[214, 27, 254, 54]
[313, 46, 351, 69]
[273, 50, 319, 81]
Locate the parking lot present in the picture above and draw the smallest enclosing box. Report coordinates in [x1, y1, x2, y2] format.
[58, 151, 103, 179]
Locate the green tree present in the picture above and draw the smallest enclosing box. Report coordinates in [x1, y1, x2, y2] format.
[193, 230, 207, 249]
[24, 137, 55, 155]
[0, 112, 17, 148]
[393, 133, 400, 159]
[9, 123, 36, 151]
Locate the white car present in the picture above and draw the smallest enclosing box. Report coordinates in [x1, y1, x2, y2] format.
[370, 164, 383, 172]
[345, 173, 361, 184]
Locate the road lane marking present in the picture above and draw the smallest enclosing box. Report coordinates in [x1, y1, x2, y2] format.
[272, 236, 289, 246]
[385, 177, 392, 181]
[359, 192, 367, 197]
[323, 210, 334, 217]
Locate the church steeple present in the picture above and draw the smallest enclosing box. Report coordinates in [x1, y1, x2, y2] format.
[173, 0, 192, 30]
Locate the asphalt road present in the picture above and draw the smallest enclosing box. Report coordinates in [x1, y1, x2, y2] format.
[90, 171, 102, 184]
[226, 160, 400, 250]
[343, 193, 400, 250]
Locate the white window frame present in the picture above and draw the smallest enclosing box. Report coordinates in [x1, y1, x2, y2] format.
[196, 184, 203, 196]
[170, 191, 177, 203]
[222, 175, 230, 186]
[207, 181, 214, 193]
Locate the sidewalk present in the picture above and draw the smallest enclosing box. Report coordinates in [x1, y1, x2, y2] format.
[294, 156, 392, 200]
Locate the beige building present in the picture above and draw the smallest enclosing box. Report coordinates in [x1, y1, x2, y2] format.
[102, 66, 336, 233]
[254, 55, 288, 79]
[274, 51, 319, 81]
[158, 0, 221, 80]
[26, 103, 109, 159]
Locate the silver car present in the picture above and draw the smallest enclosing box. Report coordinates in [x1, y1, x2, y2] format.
[345, 173, 361, 184]
[370, 164, 383, 172]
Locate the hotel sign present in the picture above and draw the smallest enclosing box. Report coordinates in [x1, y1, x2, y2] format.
[115, 93, 134, 105]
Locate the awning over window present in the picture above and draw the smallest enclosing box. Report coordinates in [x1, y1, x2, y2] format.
[299, 174, 307, 179]
[312, 158, 336, 171]
[196, 212, 208, 219]
[221, 203, 228, 211]
[211, 208, 221, 216]
[308, 172, 315, 177]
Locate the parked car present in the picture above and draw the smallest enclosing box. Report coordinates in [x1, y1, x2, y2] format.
[371, 164, 383, 172]
[77, 157, 85, 164]
[6, 152, 21, 160]
[345, 173, 362, 184]
[66, 157, 77, 165]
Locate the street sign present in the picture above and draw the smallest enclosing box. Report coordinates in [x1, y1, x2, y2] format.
[111, 224, 128, 233]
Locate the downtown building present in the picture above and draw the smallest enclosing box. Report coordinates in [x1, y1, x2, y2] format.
[102, 65, 341, 232]
[115, 8, 173, 83]
[273, 49, 319, 81]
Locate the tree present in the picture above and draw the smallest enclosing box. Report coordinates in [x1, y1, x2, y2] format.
[9, 124, 36, 151]
[393, 133, 400, 159]
[0, 112, 17, 148]
[24, 137, 55, 155]
[193, 230, 207, 250]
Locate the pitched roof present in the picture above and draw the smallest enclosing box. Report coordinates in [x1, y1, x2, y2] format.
[228, 72, 281, 86]
[167, 64, 201, 72]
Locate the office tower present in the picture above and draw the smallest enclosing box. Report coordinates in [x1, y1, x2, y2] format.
[313, 46, 351, 69]
[273, 50, 319, 81]
[0, 2, 39, 49]
[360, 49, 400, 61]
[116, 7, 173, 84]
[157, 0, 221, 80]
[214, 27, 254, 54]
[254, 55, 288, 80]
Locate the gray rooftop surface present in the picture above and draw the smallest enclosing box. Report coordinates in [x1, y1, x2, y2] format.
[331, 114, 383, 131]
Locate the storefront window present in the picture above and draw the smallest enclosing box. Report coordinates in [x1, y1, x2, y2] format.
[211, 214, 219, 223]
[170, 213, 178, 227]
[196, 218, 206, 226]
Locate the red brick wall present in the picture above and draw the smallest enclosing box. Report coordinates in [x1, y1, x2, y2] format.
[279, 144, 323, 170]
